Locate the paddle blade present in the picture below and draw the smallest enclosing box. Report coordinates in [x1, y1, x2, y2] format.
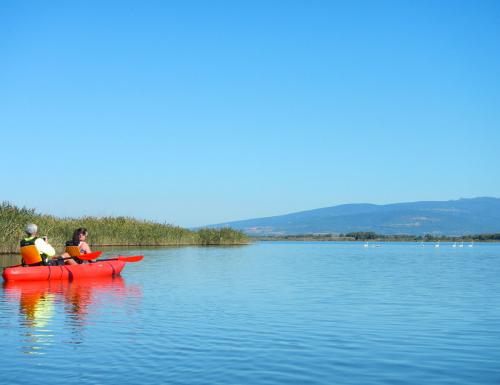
[117, 255, 143, 263]
[75, 251, 103, 261]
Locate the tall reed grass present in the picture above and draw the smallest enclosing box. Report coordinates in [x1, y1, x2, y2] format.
[0, 202, 248, 254]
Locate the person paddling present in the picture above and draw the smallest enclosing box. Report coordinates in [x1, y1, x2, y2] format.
[20, 224, 75, 266]
[65, 228, 93, 263]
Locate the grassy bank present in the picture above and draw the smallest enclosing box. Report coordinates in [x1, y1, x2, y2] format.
[0, 202, 249, 254]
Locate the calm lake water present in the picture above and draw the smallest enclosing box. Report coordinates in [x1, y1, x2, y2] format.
[1, 242, 499, 385]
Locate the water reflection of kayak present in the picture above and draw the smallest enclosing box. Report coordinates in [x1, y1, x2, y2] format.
[3, 277, 138, 351]
[4, 277, 128, 320]
[15, 283, 56, 329]
[3, 276, 126, 297]
[2, 260, 126, 282]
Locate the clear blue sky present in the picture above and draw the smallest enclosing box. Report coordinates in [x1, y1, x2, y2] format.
[1, 0, 499, 227]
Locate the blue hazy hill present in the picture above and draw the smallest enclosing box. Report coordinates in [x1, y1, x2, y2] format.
[206, 197, 500, 235]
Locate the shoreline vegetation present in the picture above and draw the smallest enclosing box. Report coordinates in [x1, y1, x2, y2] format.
[253, 231, 500, 242]
[0, 202, 249, 254]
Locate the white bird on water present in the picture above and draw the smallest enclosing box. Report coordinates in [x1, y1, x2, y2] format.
[435, 241, 440, 248]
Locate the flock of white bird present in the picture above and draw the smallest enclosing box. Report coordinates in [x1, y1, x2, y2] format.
[363, 241, 474, 248]
[434, 241, 474, 248]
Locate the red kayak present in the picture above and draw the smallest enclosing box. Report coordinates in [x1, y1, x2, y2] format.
[2, 260, 126, 282]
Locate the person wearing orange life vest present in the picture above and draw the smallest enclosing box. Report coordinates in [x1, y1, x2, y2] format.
[20, 223, 76, 266]
[65, 227, 93, 263]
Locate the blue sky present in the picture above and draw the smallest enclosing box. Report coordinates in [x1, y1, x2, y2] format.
[1, 0, 499, 227]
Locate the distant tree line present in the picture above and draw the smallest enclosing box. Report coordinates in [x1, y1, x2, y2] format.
[256, 232, 500, 242]
[342, 232, 500, 241]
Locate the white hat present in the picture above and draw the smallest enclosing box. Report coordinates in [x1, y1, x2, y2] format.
[25, 223, 38, 235]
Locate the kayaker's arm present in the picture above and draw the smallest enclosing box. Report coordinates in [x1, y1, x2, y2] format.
[80, 241, 92, 254]
[34, 238, 56, 257]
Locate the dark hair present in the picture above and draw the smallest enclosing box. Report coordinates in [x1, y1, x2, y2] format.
[72, 228, 88, 243]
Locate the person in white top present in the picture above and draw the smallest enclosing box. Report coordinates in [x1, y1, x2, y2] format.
[21, 223, 74, 265]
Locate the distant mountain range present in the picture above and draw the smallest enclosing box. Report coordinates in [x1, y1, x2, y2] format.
[205, 197, 500, 236]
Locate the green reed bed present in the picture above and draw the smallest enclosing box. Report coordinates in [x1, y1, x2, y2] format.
[0, 202, 249, 254]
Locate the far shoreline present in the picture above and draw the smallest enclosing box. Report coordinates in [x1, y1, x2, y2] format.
[251, 232, 500, 242]
[256, 238, 500, 243]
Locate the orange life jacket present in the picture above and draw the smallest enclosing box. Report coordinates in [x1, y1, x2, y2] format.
[20, 237, 44, 265]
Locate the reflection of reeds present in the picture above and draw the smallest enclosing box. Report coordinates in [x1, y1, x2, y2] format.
[0, 202, 249, 253]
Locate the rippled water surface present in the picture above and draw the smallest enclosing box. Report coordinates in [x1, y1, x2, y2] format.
[1, 242, 500, 385]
